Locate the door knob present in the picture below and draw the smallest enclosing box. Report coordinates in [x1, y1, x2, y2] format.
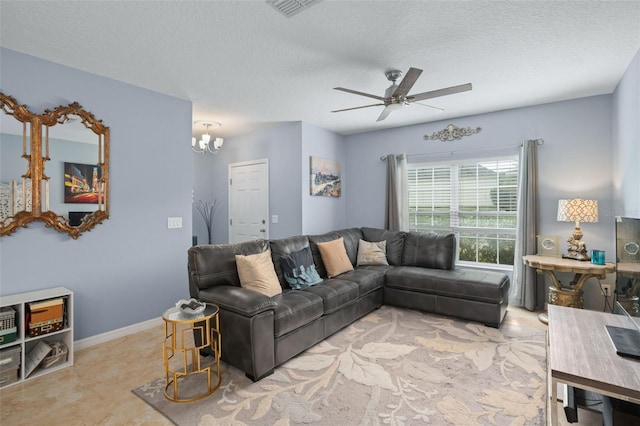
[262, 219, 266, 224]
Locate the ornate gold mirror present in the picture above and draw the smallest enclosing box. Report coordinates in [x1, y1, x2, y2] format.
[0, 92, 109, 239]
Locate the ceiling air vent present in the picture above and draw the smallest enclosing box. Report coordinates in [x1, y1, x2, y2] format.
[266, 0, 323, 18]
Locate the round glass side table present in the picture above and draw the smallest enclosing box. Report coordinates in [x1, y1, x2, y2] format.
[162, 303, 221, 402]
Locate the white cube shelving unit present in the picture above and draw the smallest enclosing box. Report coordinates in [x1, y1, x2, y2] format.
[0, 287, 73, 388]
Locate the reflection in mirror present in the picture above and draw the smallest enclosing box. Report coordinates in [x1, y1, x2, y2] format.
[0, 92, 109, 238]
[616, 216, 640, 316]
[45, 113, 103, 228]
[0, 95, 33, 228]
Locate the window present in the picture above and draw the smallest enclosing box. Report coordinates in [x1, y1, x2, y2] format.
[407, 157, 518, 267]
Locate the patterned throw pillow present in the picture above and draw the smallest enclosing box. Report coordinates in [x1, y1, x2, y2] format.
[357, 239, 389, 266]
[235, 250, 282, 297]
[280, 247, 322, 289]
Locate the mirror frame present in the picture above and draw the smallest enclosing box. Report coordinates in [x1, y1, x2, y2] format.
[0, 92, 110, 239]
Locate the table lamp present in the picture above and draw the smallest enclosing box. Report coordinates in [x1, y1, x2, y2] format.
[557, 198, 598, 261]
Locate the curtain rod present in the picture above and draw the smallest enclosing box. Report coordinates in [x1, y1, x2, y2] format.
[380, 139, 544, 161]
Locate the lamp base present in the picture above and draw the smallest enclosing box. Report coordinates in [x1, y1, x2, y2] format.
[562, 252, 591, 261]
[564, 228, 590, 261]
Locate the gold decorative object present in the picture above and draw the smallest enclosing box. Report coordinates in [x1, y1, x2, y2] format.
[557, 198, 598, 261]
[424, 123, 481, 141]
[0, 92, 109, 239]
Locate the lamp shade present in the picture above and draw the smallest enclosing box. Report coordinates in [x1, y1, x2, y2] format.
[557, 198, 598, 223]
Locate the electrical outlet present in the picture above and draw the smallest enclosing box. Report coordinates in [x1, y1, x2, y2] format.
[601, 284, 611, 297]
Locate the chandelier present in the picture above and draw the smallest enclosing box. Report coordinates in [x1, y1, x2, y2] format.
[192, 121, 223, 154]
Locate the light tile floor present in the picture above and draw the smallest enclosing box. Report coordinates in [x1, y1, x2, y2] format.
[0, 307, 601, 425]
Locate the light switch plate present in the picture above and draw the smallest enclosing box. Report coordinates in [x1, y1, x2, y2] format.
[272, 215, 279, 224]
[168, 217, 182, 229]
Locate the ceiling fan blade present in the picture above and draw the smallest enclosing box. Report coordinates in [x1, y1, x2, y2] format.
[415, 102, 444, 112]
[392, 67, 423, 98]
[334, 87, 386, 101]
[331, 103, 385, 113]
[409, 83, 472, 102]
[376, 103, 402, 122]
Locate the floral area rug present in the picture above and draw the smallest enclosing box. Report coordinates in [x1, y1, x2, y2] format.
[133, 305, 546, 425]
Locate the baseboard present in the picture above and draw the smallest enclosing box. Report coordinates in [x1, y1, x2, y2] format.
[74, 316, 163, 350]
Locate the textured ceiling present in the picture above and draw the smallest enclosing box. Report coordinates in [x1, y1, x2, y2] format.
[1, 1, 639, 138]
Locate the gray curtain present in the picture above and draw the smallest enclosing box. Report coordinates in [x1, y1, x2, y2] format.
[510, 140, 539, 310]
[385, 154, 408, 231]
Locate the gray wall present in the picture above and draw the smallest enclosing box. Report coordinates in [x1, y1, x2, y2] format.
[301, 122, 347, 235]
[192, 122, 304, 244]
[344, 95, 616, 310]
[0, 48, 193, 340]
[612, 48, 640, 218]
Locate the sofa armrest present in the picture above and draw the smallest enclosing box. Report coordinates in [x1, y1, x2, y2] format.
[197, 285, 277, 317]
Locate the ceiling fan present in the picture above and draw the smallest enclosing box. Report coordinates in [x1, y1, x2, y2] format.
[331, 67, 472, 122]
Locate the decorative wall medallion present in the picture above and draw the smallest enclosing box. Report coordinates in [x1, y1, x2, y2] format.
[424, 124, 481, 141]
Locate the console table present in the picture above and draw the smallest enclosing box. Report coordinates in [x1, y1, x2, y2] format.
[547, 305, 640, 425]
[523, 255, 616, 323]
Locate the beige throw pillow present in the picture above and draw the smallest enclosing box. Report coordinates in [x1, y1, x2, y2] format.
[235, 250, 282, 297]
[357, 239, 389, 266]
[317, 237, 354, 278]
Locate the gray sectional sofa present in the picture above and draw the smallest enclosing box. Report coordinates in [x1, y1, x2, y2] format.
[187, 227, 509, 381]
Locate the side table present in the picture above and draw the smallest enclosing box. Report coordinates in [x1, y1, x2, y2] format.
[162, 303, 222, 402]
[522, 255, 616, 324]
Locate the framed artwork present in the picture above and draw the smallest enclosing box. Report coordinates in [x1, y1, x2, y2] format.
[310, 156, 341, 197]
[64, 162, 101, 204]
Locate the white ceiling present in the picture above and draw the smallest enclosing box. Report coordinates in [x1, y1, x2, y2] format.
[1, 1, 639, 139]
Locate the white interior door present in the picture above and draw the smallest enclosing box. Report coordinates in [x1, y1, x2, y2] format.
[228, 159, 269, 244]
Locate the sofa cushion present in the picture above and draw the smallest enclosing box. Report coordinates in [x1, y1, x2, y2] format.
[272, 290, 324, 338]
[317, 237, 354, 278]
[188, 239, 269, 293]
[302, 279, 359, 314]
[361, 227, 407, 266]
[357, 239, 388, 266]
[337, 267, 388, 297]
[235, 250, 282, 297]
[401, 232, 455, 270]
[385, 266, 509, 303]
[280, 247, 323, 289]
[308, 232, 340, 278]
[333, 228, 364, 265]
[270, 235, 311, 288]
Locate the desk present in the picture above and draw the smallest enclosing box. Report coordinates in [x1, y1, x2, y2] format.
[547, 305, 640, 425]
[162, 304, 222, 402]
[523, 255, 615, 323]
